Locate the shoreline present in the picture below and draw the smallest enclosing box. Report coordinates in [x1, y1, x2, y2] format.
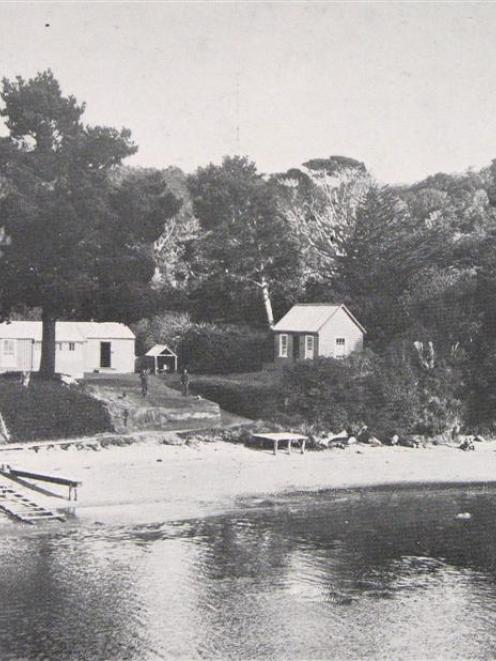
[1, 438, 496, 526]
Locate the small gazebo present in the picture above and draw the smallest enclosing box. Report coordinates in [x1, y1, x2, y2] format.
[145, 344, 178, 374]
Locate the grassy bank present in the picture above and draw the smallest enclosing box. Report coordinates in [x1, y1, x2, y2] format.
[0, 380, 113, 442]
[166, 370, 282, 420]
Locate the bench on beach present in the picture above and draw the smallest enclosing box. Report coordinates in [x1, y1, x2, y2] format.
[249, 432, 308, 456]
[0, 467, 82, 501]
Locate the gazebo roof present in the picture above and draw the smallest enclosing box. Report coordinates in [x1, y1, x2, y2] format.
[145, 344, 177, 357]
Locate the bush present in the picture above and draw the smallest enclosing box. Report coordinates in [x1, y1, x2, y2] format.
[370, 343, 422, 437]
[280, 342, 463, 438]
[0, 381, 113, 442]
[190, 379, 280, 419]
[281, 351, 378, 432]
[131, 311, 191, 356]
[133, 314, 272, 375]
[179, 324, 271, 374]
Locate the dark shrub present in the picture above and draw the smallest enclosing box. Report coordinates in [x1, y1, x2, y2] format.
[179, 324, 271, 374]
[190, 380, 280, 419]
[369, 343, 421, 438]
[281, 351, 377, 432]
[280, 342, 463, 438]
[0, 381, 113, 442]
[465, 339, 496, 432]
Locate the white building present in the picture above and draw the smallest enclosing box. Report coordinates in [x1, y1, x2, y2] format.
[0, 321, 135, 378]
[272, 304, 365, 364]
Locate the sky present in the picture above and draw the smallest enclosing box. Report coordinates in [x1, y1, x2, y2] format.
[0, 1, 496, 184]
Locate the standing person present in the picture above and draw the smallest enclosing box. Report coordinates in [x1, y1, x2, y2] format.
[181, 368, 190, 397]
[451, 423, 461, 444]
[140, 368, 149, 398]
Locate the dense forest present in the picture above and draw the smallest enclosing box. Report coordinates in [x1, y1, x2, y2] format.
[2, 71, 496, 435]
[137, 154, 496, 435]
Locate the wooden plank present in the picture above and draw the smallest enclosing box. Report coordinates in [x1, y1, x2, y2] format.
[6, 469, 81, 487]
[251, 432, 307, 442]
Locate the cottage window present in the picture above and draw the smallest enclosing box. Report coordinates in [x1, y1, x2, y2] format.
[279, 334, 288, 358]
[69, 342, 75, 351]
[335, 337, 346, 357]
[3, 340, 14, 356]
[305, 335, 314, 359]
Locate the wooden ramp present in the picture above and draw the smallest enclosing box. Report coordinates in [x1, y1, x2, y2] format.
[0, 484, 64, 524]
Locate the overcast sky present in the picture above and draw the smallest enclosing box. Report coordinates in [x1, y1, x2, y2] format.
[1, 1, 495, 183]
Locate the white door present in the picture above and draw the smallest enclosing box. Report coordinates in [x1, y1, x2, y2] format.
[305, 335, 315, 359]
[335, 337, 346, 358]
[1, 339, 17, 369]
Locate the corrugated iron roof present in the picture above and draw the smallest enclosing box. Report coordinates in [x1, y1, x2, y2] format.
[272, 304, 366, 333]
[0, 321, 134, 341]
[72, 322, 135, 339]
[0, 322, 83, 341]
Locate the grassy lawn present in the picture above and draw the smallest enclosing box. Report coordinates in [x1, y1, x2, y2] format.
[165, 369, 283, 420]
[83, 372, 217, 411]
[0, 371, 275, 442]
[166, 369, 282, 388]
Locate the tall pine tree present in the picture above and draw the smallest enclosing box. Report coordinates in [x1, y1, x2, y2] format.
[0, 71, 178, 376]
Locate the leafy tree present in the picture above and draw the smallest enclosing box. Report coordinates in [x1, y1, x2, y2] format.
[279, 160, 450, 348]
[187, 156, 300, 326]
[275, 156, 372, 286]
[303, 155, 367, 176]
[131, 310, 192, 356]
[464, 228, 496, 427]
[331, 186, 452, 346]
[0, 71, 177, 376]
[115, 166, 199, 294]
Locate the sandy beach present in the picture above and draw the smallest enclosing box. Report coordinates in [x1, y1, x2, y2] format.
[1, 438, 496, 526]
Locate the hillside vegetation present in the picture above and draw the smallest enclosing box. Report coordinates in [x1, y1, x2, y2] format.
[0, 380, 112, 442]
[3, 71, 496, 437]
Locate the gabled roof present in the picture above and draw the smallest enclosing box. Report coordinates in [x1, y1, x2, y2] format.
[272, 304, 366, 334]
[0, 321, 134, 341]
[145, 344, 177, 357]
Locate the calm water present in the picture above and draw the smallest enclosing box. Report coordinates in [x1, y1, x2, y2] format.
[2, 485, 496, 660]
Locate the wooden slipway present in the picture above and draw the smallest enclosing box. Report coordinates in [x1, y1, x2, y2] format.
[0, 482, 64, 524]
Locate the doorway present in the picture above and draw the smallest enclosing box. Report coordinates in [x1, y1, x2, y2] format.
[100, 342, 111, 368]
[292, 335, 300, 360]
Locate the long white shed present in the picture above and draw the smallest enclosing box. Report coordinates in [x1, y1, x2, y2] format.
[0, 321, 135, 378]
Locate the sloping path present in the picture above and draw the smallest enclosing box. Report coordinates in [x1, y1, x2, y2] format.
[83, 373, 221, 432]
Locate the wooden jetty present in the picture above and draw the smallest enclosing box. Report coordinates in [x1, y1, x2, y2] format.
[6, 468, 81, 501]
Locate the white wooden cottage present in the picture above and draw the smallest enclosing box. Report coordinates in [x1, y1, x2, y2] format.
[0, 321, 135, 378]
[272, 304, 365, 364]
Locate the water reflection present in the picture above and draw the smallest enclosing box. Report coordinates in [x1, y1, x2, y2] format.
[2, 485, 496, 659]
